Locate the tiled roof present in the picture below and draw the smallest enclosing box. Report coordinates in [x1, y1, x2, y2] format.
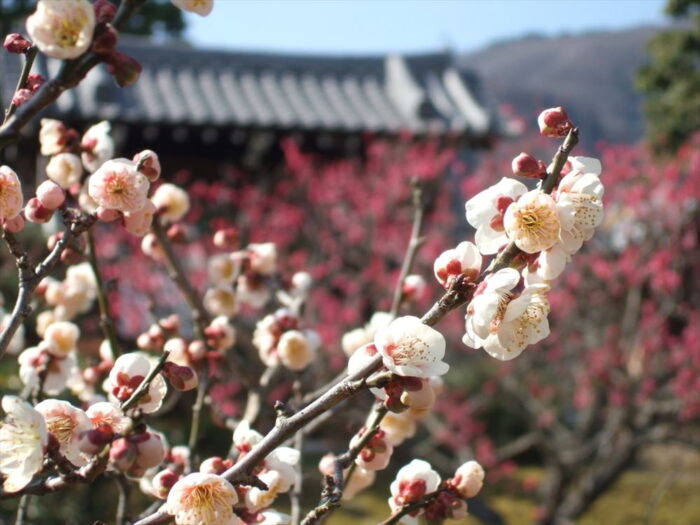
[1, 39, 498, 137]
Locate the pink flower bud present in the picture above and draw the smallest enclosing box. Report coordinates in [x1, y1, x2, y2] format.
[537, 106, 573, 138]
[94, 0, 118, 22]
[96, 206, 121, 222]
[152, 468, 181, 499]
[187, 340, 207, 362]
[2, 214, 25, 233]
[24, 197, 54, 223]
[162, 362, 199, 392]
[26, 74, 45, 92]
[92, 24, 119, 54]
[133, 149, 161, 181]
[130, 430, 167, 471]
[448, 460, 485, 499]
[199, 456, 234, 475]
[105, 51, 142, 87]
[110, 437, 137, 471]
[318, 453, 337, 477]
[213, 227, 238, 249]
[11, 88, 32, 107]
[36, 180, 65, 210]
[79, 428, 113, 455]
[3, 33, 31, 54]
[160, 314, 180, 333]
[512, 152, 547, 179]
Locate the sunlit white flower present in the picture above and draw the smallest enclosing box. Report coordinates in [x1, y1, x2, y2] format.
[389, 459, 441, 519]
[236, 274, 271, 309]
[205, 316, 236, 352]
[0, 165, 23, 221]
[343, 465, 376, 500]
[379, 410, 418, 447]
[81, 121, 114, 173]
[555, 156, 605, 255]
[35, 399, 91, 466]
[86, 401, 131, 435]
[247, 243, 277, 275]
[104, 352, 167, 413]
[350, 427, 393, 471]
[129, 429, 168, 477]
[171, 0, 214, 17]
[0, 396, 48, 492]
[18, 346, 77, 395]
[165, 472, 240, 525]
[375, 316, 448, 378]
[245, 469, 284, 511]
[449, 460, 485, 499]
[433, 241, 482, 288]
[277, 330, 314, 371]
[123, 199, 156, 237]
[89, 159, 149, 213]
[151, 183, 190, 222]
[233, 420, 263, 455]
[39, 119, 69, 156]
[463, 268, 550, 361]
[503, 190, 560, 254]
[46, 152, 83, 188]
[342, 312, 392, 357]
[245, 447, 298, 509]
[26, 0, 95, 59]
[466, 177, 528, 254]
[203, 285, 238, 318]
[347, 343, 379, 377]
[43, 320, 80, 358]
[133, 149, 161, 181]
[208, 254, 237, 284]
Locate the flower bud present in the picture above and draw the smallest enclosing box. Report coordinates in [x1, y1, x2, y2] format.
[448, 460, 485, 499]
[213, 227, 238, 249]
[2, 214, 25, 233]
[26, 74, 45, 92]
[187, 340, 207, 362]
[277, 330, 313, 371]
[199, 456, 234, 475]
[24, 197, 54, 223]
[152, 468, 181, 499]
[36, 180, 65, 210]
[3, 33, 31, 54]
[105, 51, 142, 87]
[162, 362, 199, 392]
[167, 223, 187, 243]
[79, 428, 113, 455]
[110, 437, 137, 471]
[537, 106, 573, 138]
[511, 152, 546, 179]
[92, 24, 118, 54]
[11, 88, 32, 107]
[318, 453, 337, 477]
[402, 274, 426, 302]
[133, 149, 161, 181]
[130, 430, 167, 472]
[94, 0, 118, 22]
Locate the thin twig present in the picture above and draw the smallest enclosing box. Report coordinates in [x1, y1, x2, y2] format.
[290, 379, 304, 525]
[14, 494, 30, 525]
[86, 228, 121, 357]
[114, 473, 130, 525]
[378, 489, 444, 525]
[187, 372, 209, 471]
[3, 46, 38, 126]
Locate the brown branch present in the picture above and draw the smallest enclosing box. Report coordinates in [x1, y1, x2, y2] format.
[378, 489, 445, 525]
[3, 46, 38, 126]
[186, 372, 209, 471]
[0, 208, 97, 361]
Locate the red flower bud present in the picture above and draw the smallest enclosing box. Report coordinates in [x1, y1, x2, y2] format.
[94, 0, 118, 22]
[93, 24, 119, 54]
[11, 88, 33, 107]
[162, 362, 198, 392]
[537, 106, 573, 138]
[25, 197, 54, 223]
[3, 33, 31, 54]
[105, 51, 142, 87]
[511, 152, 547, 179]
[26, 74, 45, 92]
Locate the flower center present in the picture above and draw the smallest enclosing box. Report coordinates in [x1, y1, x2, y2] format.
[55, 18, 83, 49]
[182, 483, 230, 519]
[46, 415, 77, 447]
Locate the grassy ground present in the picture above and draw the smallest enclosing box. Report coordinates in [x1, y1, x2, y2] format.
[334, 449, 700, 525]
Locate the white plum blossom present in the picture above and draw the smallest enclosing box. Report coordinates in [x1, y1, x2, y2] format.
[233, 420, 263, 454]
[245, 446, 299, 509]
[203, 285, 238, 318]
[388, 459, 442, 521]
[81, 121, 115, 173]
[463, 268, 550, 361]
[341, 311, 391, 357]
[257, 510, 291, 525]
[380, 411, 418, 447]
[207, 254, 237, 284]
[375, 316, 449, 378]
[46, 152, 83, 188]
[449, 460, 485, 499]
[277, 329, 316, 371]
[433, 241, 482, 288]
[43, 320, 80, 358]
[503, 190, 561, 254]
[35, 399, 91, 466]
[0, 165, 23, 221]
[88, 159, 149, 213]
[0, 396, 48, 492]
[247, 243, 277, 275]
[165, 472, 240, 525]
[26, 0, 95, 59]
[347, 343, 379, 377]
[104, 352, 167, 413]
[151, 183, 191, 222]
[554, 156, 605, 255]
[39, 119, 68, 156]
[18, 346, 78, 395]
[171, 0, 214, 17]
[466, 177, 527, 254]
[124, 200, 156, 237]
[86, 401, 131, 435]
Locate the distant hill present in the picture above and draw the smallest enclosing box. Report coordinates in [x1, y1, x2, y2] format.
[461, 26, 665, 149]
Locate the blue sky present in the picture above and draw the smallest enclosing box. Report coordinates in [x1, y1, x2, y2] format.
[185, 0, 668, 55]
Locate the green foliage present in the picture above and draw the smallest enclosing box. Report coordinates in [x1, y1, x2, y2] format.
[0, 0, 185, 39]
[637, 0, 700, 153]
